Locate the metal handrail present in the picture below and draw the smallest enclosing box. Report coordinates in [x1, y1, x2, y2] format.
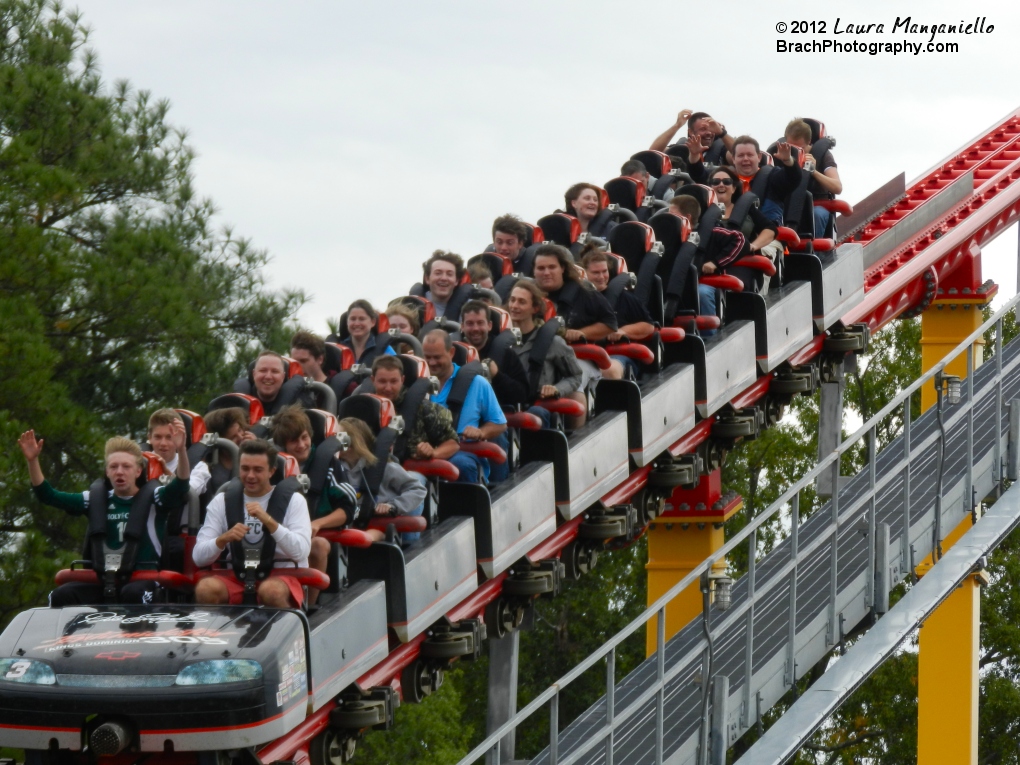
[458, 290, 1020, 765]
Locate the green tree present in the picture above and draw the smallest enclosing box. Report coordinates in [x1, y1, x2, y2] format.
[0, 0, 302, 626]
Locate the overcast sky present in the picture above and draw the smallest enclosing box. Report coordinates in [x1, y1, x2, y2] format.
[74, 0, 1020, 331]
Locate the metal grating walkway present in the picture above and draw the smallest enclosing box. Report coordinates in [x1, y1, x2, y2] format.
[521, 320, 1019, 765]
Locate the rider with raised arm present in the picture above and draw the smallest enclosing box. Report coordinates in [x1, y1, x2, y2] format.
[18, 421, 191, 606]
[147, 408, 212, 497]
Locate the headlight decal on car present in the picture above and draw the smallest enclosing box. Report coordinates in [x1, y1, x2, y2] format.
[175, 659, 262, 685]
[0, 658, 57, 685]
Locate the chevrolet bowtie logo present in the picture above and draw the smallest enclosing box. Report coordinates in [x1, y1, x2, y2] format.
[95, 651, 142, 660]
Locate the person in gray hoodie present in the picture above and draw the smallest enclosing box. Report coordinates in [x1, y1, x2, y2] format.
[506, 280, 586, 430]
[336, 417, 427, 544]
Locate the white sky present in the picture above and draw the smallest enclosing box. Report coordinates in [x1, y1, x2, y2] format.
[74, 0, 1020, 331]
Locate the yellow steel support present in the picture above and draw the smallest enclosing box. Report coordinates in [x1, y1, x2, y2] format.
[917, 574, 981, 764]
[919, 301, 984, 412]
[916, 297, 985, 765]
[645, 522, 727, 657]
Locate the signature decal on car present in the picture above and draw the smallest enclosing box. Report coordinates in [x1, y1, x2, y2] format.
[81, 611, 213, 625]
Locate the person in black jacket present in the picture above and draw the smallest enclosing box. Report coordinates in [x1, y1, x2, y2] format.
[709, 166, 778, 292]
[532, 244, 624, 383]
[459, 300, 530, 408]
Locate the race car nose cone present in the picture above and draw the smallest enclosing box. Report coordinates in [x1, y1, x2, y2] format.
[91, 720, 132, 756]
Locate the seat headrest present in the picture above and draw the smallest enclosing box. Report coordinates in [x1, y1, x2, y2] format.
[523, 222, 543, 248]
[648, 212, 692, 257]
[391, 295, 435, 329]
[452, 342, 479, 365]
[674, 184, 717, 215]
[174, 408, 206, 447]
[468, 253, 513, 279]
[543, 299, 557, 322]
[208, 393, 265, 427]
[141, 452, 165, 482]
[399, 354, 427, 383]
[324, 342, 355, 374]
[803, 118, 826, 143]
[608, 221, 656, 269]
[630, 150, 672, 177]
[488, 306, 512, 333]
[604, 177, 645, 212]
[305, 409, 338, 445]
[271, 454, 300, 483]
[536, 213, 581, 246]
[605, 252, 628, 279]
[337, 393, 397, 435]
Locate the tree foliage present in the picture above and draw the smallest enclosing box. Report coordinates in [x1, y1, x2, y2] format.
[0, 0, 302, 626]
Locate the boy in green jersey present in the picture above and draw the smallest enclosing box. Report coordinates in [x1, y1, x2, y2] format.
[18, 421, 191, 606]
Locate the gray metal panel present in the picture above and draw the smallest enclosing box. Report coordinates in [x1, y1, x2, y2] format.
[835, 172, 906, 243]
[699, 322, 756, 418]
[761, 281, 813, 373]
[561, 412, 631, 519]
[861, 171, 973, 270]
[818, 244, 865, 331]
[395, 517, 478, 642]
[634, 364, 697, 467]
[483, 462, 558, 578]
[309, 580, 390, 712]
[738, 484, 1020, 764]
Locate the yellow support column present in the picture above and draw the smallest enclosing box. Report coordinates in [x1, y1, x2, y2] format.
[916, 295, 988, 765]
[645, 522, 727, 656]
[919, 301, 984, 411]
[644, 471, 741, 656]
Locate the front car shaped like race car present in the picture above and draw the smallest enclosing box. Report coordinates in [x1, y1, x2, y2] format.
[0, 593, 388, 761]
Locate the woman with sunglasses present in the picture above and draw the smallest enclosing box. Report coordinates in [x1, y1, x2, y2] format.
[708, 167, 778, 292]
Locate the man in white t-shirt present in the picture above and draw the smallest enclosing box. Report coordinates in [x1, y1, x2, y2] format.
[192, 440, 311, 608]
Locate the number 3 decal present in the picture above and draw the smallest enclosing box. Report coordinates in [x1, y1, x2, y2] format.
[5, 660, 30, 679]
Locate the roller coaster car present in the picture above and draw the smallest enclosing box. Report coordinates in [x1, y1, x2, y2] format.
[0, 595, 385, 756]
